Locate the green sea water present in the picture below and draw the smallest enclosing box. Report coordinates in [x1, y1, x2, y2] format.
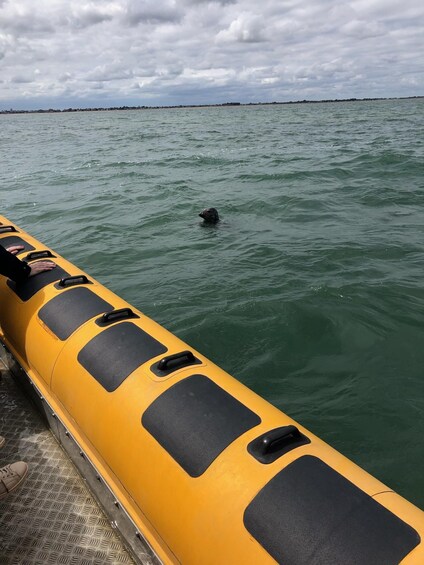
[1, 99, 424, 508]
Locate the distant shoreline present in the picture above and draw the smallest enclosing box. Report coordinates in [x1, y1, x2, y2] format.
[1, 95, 423, 115]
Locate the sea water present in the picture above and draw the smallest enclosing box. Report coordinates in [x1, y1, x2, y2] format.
[1, 98, 423, 507]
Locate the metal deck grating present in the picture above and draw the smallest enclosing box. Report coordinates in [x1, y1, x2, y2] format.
[0, 355, 140, 565]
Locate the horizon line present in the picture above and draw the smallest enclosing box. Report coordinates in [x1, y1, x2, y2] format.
[1, 95, 423, 115]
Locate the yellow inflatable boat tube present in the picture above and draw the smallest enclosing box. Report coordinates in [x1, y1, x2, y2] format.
[0, 215, 423, 565]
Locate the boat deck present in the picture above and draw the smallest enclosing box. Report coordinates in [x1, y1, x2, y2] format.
[0, 348, 145, 565]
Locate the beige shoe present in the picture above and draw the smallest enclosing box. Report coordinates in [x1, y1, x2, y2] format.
[0, 461, 28, 499]
[0, 436, 5, 449]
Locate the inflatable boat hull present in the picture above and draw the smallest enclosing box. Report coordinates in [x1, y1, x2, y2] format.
[0, 217, 423, 564]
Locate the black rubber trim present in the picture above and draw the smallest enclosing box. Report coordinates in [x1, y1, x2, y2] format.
[243, 455, 420, 565]
[247, 425, 310, 464]
[0, 236, 34, 254]
[142, 374, 261, 477]
[7, 266, 69, 301]
[77, 322, 167, 392]
[38, 287, 113, 340]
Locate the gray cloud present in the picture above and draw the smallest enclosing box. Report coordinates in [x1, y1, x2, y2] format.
[11, 74, 34, 83]
[181, 0, 237, 5]
[85, 64, 134, 82]
[123, 0, 183, 25]
[67, 6, 116, 29]
[0, 0, 423, 110]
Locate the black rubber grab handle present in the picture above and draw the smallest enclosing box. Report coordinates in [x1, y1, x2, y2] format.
[24, 250, 56, 261]
[57, 275, 91, 288]
[158, 350, 196, 371]
[151, 350, 201, 376]
[0, 226, 18, 234]
[247, 425, 310, 464]
[96, 308, 139, 326]
[257, 426, 302, 455]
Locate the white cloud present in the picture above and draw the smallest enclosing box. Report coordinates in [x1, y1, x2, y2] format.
[216, 13, 267, 43]
[85, 62, 134, 82]
[341, 20, 386, 39]
[0, 0, 423, 109]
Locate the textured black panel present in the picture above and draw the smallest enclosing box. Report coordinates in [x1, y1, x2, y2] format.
[7, 266, 69, 301]
[0, 236, 34, 254]
[78, 322, 167, 392]
[244, 455, 420, 565]
[38, 287, 113, 340]
[142, 374, 261, 477]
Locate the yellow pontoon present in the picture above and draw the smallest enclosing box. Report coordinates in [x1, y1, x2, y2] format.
[0, 215, 422, 564]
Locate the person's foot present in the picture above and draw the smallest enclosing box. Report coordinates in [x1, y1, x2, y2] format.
[0, 436, 5, 449]
[0, 461, 28, 499]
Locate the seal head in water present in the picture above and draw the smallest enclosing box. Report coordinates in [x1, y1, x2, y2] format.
[199, 207, 220, 224]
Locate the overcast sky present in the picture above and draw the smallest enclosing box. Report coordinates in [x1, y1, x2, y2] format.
[1, 0, 423, 110]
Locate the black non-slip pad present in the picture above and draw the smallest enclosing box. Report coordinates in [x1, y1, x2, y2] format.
[78, 322, 167, 392]
[142, 374, 261, 477]
[7, 266, 69, 301]
[243, 455, 420, 565]
[38, 287, 113, 340]
[0, 235, 35, 254]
